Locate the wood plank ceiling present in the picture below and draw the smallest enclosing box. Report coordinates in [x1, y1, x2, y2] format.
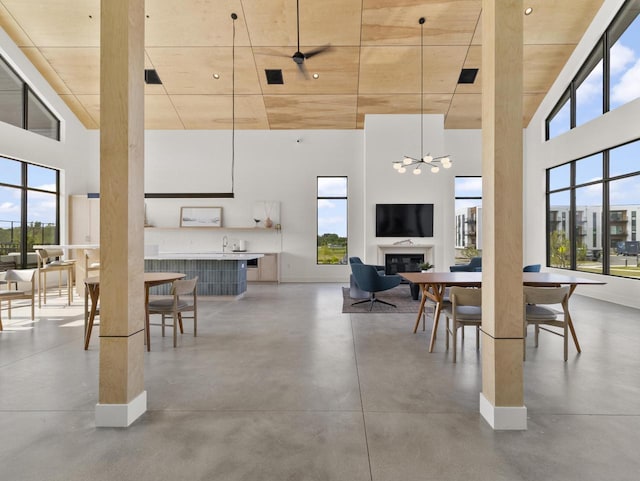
[0, 0, 604, 130]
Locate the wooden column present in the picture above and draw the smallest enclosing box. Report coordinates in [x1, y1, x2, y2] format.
[480, 0, 526, 430]
[95, 0, 146, 427]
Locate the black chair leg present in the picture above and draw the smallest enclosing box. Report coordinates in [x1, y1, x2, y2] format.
[374, 298, 397, 308]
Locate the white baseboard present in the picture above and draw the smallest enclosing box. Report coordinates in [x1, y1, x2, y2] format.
[479, 392, 527, 430]
[95, 390, 147, 427]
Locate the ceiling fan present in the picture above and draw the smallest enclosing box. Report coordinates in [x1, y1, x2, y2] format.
[283, 0, 332, 78]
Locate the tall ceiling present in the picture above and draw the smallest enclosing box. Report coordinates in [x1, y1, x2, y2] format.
[0, 0, 604, 130]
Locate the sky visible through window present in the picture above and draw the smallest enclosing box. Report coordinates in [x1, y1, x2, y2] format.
[317, 177, 347, 237]
[0, 158, 57, 225]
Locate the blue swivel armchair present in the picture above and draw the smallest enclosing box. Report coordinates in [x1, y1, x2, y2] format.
[350, 263, 402, 311]
[449, 256, 482, 272]
[349, 256, 385, 274]
[523, 264, 541, 272]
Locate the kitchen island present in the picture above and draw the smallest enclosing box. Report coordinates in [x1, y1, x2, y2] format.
[144, 252, 264, 297]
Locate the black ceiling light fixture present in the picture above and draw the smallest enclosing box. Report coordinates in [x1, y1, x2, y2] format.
[230, 12, 237, 195]
[392, 17, 452, 175]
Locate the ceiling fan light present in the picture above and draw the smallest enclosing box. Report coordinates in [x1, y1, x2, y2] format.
[423, 155, 433, 163]
[442, 160, 452, 169]
[430, 166, 440, 173]
[393, 162, 402, 170]
[413, 167, 421, 175]
[398, 167, 407, 174]
[402, 157, 412, 165]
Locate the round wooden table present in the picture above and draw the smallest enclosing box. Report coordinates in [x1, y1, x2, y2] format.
[84, 272, 186, 350]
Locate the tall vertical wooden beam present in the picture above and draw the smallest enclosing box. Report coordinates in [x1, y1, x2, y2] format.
[95, 0, 146, 427]
[480, 0, 526, 430]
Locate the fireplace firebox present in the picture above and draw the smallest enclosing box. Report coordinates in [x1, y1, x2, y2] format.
[385, 254, 424, 275]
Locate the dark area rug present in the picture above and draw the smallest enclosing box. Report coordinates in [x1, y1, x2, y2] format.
[341, 286, 431, 314]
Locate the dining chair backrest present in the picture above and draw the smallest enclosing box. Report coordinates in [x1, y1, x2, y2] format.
[449, 286, 482, 307]
[523, 286, 569, 305]
[523, 264, 541, 272]
[38, 248, 65, 264]
[4, 268, 36, 290]
[171, 277, 198, 297]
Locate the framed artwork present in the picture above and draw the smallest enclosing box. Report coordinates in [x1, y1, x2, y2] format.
[180, 206, 222, 228]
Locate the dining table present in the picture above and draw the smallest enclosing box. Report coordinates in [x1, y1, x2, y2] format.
[83, 271, 186, 350]
[399, 271, 606, 353]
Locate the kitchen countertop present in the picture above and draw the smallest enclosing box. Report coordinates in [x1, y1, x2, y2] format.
[144, 252, 265, 260]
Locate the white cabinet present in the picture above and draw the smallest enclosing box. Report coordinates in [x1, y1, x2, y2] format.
[69, 195, 100, 244]
[247, 253, 278, 282]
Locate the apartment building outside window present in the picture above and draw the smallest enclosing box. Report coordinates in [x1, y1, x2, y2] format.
[546, 139, 640, 279]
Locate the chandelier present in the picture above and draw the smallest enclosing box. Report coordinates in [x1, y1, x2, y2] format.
[392, 17, 452, 175]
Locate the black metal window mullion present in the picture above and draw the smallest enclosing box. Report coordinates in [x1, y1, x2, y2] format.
[19, 163, 28, 269]
[602, 150, 611, 274]
[603, 30, 611, 114]
[569, 163, 576, 269]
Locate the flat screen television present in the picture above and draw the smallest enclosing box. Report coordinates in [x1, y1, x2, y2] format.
[376, 203, 434, 237]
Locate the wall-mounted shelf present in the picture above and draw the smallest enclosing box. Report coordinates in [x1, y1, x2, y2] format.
[144, 227, 281, 232]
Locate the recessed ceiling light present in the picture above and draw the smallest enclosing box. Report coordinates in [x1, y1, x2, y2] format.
[312, 73, 319, 79]
[213, 73, 220, 79]
[524, 7, 533, 15]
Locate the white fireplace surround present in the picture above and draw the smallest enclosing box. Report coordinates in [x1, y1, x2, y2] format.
[377, 244, 435, 268]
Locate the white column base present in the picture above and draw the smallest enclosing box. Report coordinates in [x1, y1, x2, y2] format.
[95, 390, 147, 427]
[479, 392, 527, 430]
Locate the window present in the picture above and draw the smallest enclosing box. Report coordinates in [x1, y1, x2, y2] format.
[0, 156, 59, 268]
[546, 139, 640, 279]
[546, 91, 571, 139]
[317, 177, 347, 265]
[0, 55, 60, 141]
[545, 1, 640, 140]
[609, 6, 640, 111]
[575, 44, 604, 128]
[454, 177, 482, 260]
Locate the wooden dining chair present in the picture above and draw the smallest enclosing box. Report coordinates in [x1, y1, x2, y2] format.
[0, 269, 36, 330]
[523, 286, 571, 361]
[36, 248, 75, 308]
[443, 287, 482, 363]
[147, 277, 198, 348]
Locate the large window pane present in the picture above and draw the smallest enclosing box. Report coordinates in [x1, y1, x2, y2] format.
[0, 186, 22, 257]
[610, 6, 640, 111]
[27, 164, 57, 191]
[27, 90, 59, 140]
[575, 153, 603, 185]
[454, 177, 482, 260]
[575, 184, 603, 274]
[575, 56, 604, 127]
[0, 157, 22, 186]
[609, 175, 640, 279]
[317, 177, 347, 265]
[549, 163, 571, 191]
[547, 97, 570, 139]
[0, 58, 23, 129]
[548, 191, 571, 268]
[26, 190, 57, 251]
[610, 139, 640, 178]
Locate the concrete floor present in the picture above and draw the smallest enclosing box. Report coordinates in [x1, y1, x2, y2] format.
[0, 282, 639, 481]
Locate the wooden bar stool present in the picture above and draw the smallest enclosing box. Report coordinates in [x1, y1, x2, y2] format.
[36, 248, 76, 308]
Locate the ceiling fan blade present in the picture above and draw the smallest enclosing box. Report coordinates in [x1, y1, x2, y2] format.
[304, 45, 332, 59]
[296, 61, 310, 80]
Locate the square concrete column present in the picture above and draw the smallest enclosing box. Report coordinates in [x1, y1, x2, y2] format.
[95, 0, 146, 427]
[480, 0, 526, 430]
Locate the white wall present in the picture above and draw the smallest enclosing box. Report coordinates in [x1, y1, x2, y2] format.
[363, 115, 482, 270]
[524, 0, 640, 308]
[0, 28, 93, 242]
[131, 129, 362, 282]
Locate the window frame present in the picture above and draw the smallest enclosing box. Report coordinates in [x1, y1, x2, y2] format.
[0, 54, 60, 141]
[0, 156, 60, 268]
[316, 176, 348, 266]
[545, 1, 639, 140]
